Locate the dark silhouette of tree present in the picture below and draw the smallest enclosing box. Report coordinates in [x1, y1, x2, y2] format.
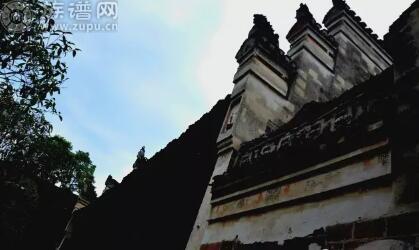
[80, 174, 98, 202]
[0, 0, 97, 196]
[29, 135, 97, 198]
[0, 2, 97, 248]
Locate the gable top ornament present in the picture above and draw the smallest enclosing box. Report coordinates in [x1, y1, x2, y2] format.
[324, 0, 383, 46]
[235, 14, 296, 74]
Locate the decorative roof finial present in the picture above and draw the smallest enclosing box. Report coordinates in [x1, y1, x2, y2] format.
[102, 175, 119, 194]
[235, 14, 295, 74]
[332, 0, 348, 8]
[287, 3, 336, 48]
[296, 3, 314, 22]
[133, 146, 147, 170]
[324, 0, 384, 46]
[248, 14, 279, 47]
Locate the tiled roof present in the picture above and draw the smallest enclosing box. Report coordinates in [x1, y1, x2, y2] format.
[323, 0, 384, 47]
[236, 14, 296, 73]
[287, 4, 338, 49]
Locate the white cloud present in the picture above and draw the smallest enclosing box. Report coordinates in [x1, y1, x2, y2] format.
[102, 0, 415, 193]
[54, 0, 415, 195]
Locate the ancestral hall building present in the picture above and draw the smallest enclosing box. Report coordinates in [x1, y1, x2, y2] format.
[186, 0, 419, 249]
[60, 1, 419, 249]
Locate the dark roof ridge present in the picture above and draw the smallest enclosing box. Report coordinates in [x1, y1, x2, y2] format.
[323, 0, 385, 48]
[287, 3, 338, 49]
[385, 0, 419, 41]
[236, 14, 296, 73]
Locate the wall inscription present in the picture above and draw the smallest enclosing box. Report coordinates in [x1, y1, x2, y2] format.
[236, 97, 387, 168]
[212, 150, 391, 220]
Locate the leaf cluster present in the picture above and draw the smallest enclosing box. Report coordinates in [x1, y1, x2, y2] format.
[0, 0, 96, 199]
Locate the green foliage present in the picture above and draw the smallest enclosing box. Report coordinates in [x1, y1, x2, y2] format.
[73, 151, 97, 200]
[0, 0, 96, 199]
[0, 0, 79, 115]
[0, 0, 78, 161]
[29, 135, 97, 198]
[4, 134, 97, 199]
[0, 91, 51, 162]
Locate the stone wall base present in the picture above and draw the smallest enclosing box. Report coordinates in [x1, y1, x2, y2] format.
[200, 211, 419, 250]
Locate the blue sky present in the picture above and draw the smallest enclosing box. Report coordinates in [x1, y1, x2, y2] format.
[50, 0, 414, 193]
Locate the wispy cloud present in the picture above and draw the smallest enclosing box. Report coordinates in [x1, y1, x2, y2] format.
[52, 0, 413, 194]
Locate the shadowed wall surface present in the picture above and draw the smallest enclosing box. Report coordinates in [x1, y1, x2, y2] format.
[61, 96, 230, 250]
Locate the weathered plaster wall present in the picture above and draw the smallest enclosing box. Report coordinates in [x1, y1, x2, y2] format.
[187, 51, 295, 250]
[204, 186, 394, 246]
[333, 33, 381, 87]
[191, 2, 419, 249]
[288, 49, 336, 109]
[216, 53, 295, 150]
[233, 73, 294, 144]
[233, 55, 290, 97]
[284, 4, 393, 115]
[186, 150, 235, 250]
[210, 147, 392, 221]
[327, 17, 392, 89]
[202, 145, 401, 246]
[287, 26, 337, 111]
[197, 2, 419, 249]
